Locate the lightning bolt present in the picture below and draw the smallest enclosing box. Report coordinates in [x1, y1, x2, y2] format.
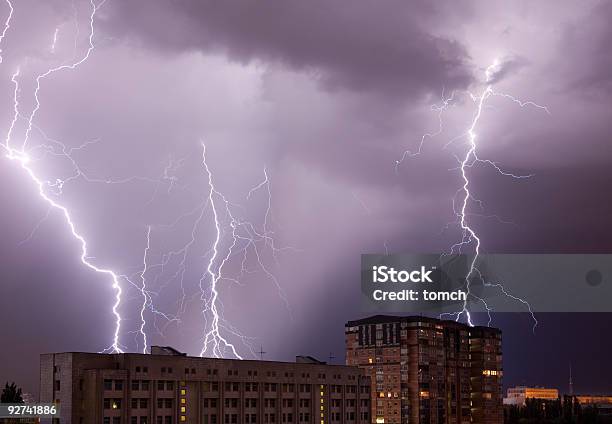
[115, 144, 289, 358]
[1, 0, 127, 353]
[137, 226, 152, 354]
[197, 143, 292, 358]
[0, 0, 13, 64]
[399, 58, 548, 331]
[199, 144, 241, 358]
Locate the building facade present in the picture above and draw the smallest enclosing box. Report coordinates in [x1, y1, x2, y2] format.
[576, 395, 612, 406]
[503, 387, 559, 406]
[345, 315, 503, 424]
[40, 347, 370, 424]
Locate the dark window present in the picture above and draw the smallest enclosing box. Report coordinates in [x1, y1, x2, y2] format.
[142, 380, 150, 390]
[104, 380, 113, 390]
[158, 381, 165, 390]
[132, 380, 140, 391]
[104, 399, 111, 409]
[113, 418, 121, 424]
[115, 380, 123, 391]
[167, 381, 174, 390]
[131, 418, 137, 424]
[54, 380, 61, 391]
[104, 418, 111, 424]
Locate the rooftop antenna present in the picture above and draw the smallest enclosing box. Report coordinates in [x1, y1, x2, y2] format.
[328, 352, 336, 363]
[569, 362, 573, 396]
[258, 345, 266, 361]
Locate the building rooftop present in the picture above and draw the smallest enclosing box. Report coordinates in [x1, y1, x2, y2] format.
[41, 349, 354, 368]
[345, 314, 501, 332]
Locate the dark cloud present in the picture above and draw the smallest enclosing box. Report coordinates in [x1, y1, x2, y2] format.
[101, 0, 474, 98]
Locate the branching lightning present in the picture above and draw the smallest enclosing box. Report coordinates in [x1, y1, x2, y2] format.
[0, 0, 129, 353]
[399, 58, 549, 331]
[1, 0, 288, 359]
[199, 144, 243, 358]
[197, 143, 291, 358]
[108, 144, 291, 358]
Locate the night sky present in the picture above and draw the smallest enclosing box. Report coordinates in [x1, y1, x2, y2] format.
[1, 0, 611, 397]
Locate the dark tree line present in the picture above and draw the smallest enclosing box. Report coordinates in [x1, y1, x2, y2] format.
[0, 382, 23, 403]
[505, 396, 612, 424]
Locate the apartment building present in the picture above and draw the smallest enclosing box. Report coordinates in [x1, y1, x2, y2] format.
[345, 315, 502, 424]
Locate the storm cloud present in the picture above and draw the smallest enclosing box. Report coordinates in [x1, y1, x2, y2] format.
[0, 0, 611, 397]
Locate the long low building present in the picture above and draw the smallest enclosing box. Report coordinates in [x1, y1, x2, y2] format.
[503, 386, 559, 406]
[40, 346, 371, 424]
[576, 395, 612, 405]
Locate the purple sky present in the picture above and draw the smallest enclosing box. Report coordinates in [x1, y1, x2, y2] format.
[1, 0, 611, 396]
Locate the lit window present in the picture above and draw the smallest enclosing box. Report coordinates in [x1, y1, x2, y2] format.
[181, 399, 186, 404]
[180, 416, 186, 422]
[181, 407, 186, 413]
[368, 358, 373, 364]
[181, 389, 186, 395]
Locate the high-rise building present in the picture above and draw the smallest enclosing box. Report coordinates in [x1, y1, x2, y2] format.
[39, 346, 371, 424]
[345, 315, 502, 424]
